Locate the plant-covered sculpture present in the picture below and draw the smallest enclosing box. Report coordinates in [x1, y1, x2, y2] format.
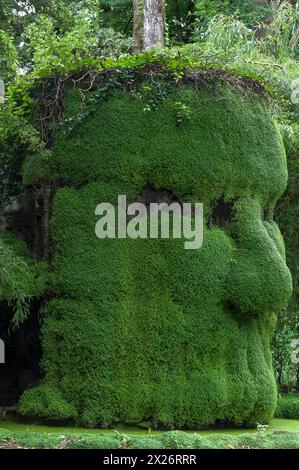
[19, 70, 292, 428]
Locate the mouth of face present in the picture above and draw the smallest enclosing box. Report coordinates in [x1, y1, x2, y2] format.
[139, 187, 238, 229]
[221, 299, 259, 325]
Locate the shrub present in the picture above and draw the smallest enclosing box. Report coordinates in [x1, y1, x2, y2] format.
[275, 394, 299, 419]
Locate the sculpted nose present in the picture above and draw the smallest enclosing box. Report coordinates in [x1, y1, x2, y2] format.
[226, 198, 292, 316]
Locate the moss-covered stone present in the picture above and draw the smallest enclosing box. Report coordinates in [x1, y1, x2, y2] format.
[19, 77, 292, 428]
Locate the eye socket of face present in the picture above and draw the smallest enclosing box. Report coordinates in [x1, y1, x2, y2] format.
[208, 199, 277, 230]
[139, 186, 181, 207]
[208, 198, 236, 229]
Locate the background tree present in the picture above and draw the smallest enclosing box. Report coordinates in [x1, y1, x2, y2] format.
[133, 0, 144, 51]
[143, 0, 165, 49]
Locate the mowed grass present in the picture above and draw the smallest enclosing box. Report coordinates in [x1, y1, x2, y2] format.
[0, 419, 298, 449]
[1, 418, 299, 435]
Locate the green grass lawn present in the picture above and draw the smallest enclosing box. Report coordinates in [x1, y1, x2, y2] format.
[1, 417, 299, 435]
[0, 419, 298, 449]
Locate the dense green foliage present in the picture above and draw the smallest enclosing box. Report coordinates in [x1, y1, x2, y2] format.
[19, 82, 292, 427]
[275, 394, 299, 419]
[0, 234, 45, 327]
[273, 124, 299, 392]
[193, 0, 272, 38]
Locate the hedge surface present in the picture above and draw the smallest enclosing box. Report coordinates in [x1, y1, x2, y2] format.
[19, 78, 292, 428]
[275, 395, 299, 419]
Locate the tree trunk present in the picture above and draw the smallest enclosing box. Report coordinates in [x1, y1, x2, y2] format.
[269, 0, 281, 9]
[38, 186, 52, 261]
[143, 0, 165, 50]
[133, 0, 144, 53]
[173, 0, 183, 43]
[269, 0, 297, 8]
[290, 23, 299, 48]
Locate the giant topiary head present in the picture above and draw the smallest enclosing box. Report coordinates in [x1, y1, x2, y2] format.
[19, 69, 292, 428]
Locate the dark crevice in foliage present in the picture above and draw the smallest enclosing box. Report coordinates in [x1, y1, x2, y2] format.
[139, 185, 182, 207]
[221, 299, 258, 326]
[261, 206, 274, 221]
[208, 197, 236, 229]
[0, 299, 43, 408]
[1, 187, 54, 261]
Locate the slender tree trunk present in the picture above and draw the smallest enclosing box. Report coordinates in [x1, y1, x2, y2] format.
[143, 0, 165, 50]
[290, 23, 299, 48]
[269, 0, 281, 9]
[296, 365, 299, 392]
[38, 186, 52, 261]
[173, 0, 183, 43]
[268, 0, 297, 8]
[133, 0, 144, 52]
